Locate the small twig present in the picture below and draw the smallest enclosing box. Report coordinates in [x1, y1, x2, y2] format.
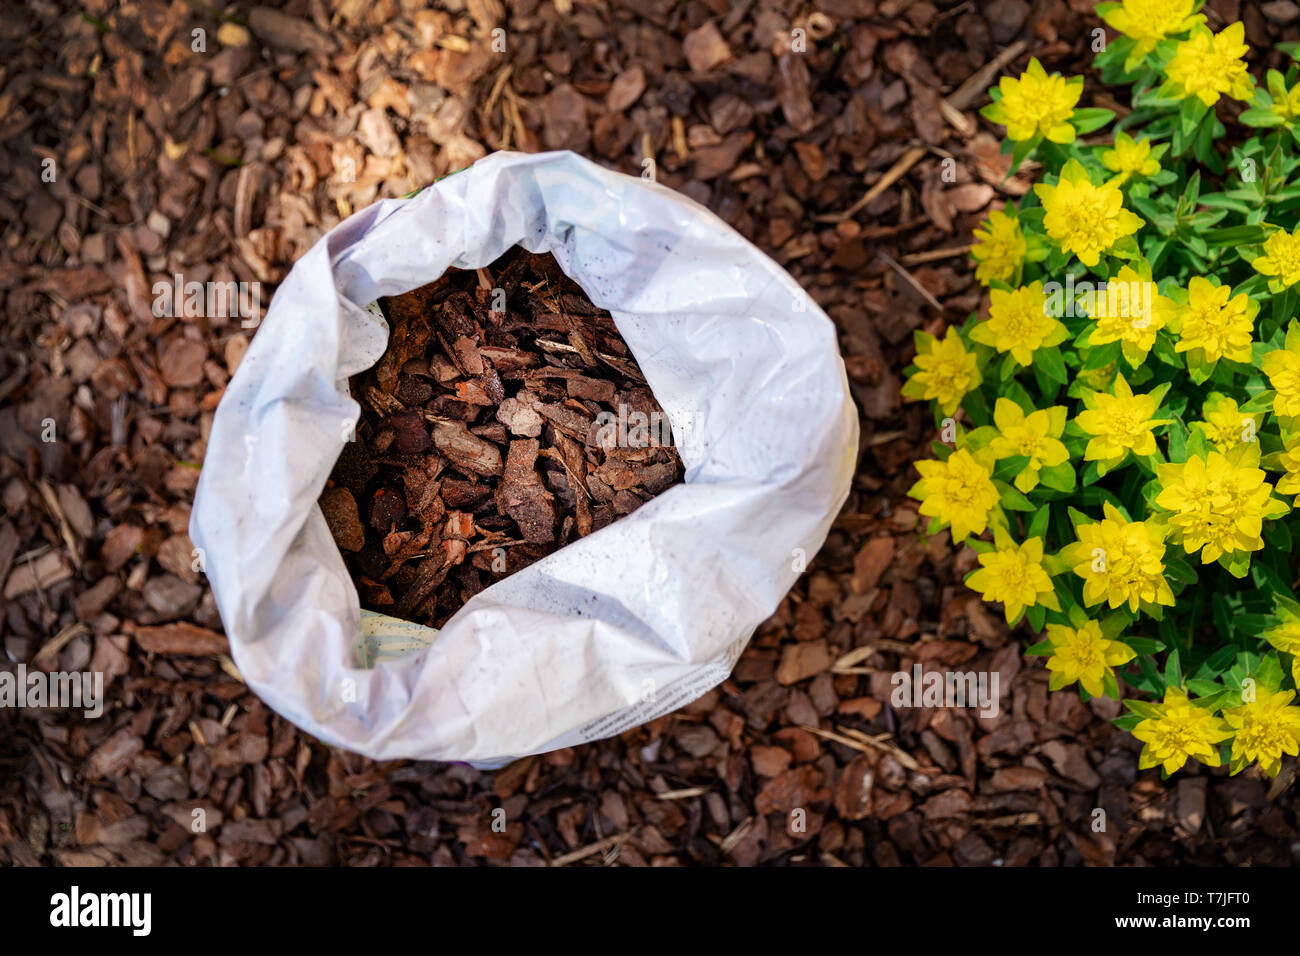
[33, 622, 89, 666]
[835, 725, 923, 772]
[798, 724, 879, 756]
[550, 832, 631, 867]
[38, 479, 81, 570]
[947, 40, 1029, 111]
[939, 98, 972, 134]
[815, 146, 927, 223]
[900, 245, 971, 267]
[718, 817, 754, 855]
[656, 786, 709, 800]
[831, 644, 878, 673]
[880, 252, 944, 312]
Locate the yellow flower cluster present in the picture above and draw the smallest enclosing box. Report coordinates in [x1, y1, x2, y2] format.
[1036, 161, 1143, 267]
[904, 9, 1300, 778]
[1162, 23, 1254, 106]
[982, 58, 1083, 144]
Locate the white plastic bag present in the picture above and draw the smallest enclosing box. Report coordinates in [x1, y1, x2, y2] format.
[191, 150, 858, 766]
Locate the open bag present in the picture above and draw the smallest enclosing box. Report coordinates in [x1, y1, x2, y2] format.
[190, 150, 858, 766]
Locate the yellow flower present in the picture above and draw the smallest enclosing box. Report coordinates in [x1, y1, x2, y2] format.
[1044, 621, 1136, 697]
[968, 282, 1069, 366]
[987, 397, 1069, 492]
[1100, 0, 1203, 61]
[1274, 435, 1300, 497]
[1191, 394, 1262, 452]
[1035, 161, 1143, 268]
[1173, 276, 1256, 367]
[970, 209, 1026, 286]
[1261, 329, 1300, 419]
[1102, 131, 1161, 184]
[965, 532, 1060, 624]
[1163, 23, 1255, 107]
[1252, 227, 1300, 292]
[1061, 501, 1175, 613]
[909, 448, 1000, 543]
[1270, 75, 1300, 119]
[1154, 446, 1286, 563]
[901, 327, 982, 417]
[1133, 687, 1234, 774]
[1223, 685, 1300, 777]
[1075, 372, 1169, 470]
[982, 57, 1083, 143]
[1082, 265, 1173, 367]
[1263, 609, 1300, 687]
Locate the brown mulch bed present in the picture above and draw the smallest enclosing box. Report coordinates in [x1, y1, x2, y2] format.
[2, 0, 1299, 866]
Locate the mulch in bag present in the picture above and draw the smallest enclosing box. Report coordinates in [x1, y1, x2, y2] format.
[321, 246, 687, 631]
[191, 150, 858, 767]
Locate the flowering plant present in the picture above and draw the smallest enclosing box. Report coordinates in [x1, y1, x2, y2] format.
[904, 1, 1300, 777]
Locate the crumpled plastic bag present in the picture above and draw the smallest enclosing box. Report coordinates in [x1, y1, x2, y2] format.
[191, 149, 858, 766]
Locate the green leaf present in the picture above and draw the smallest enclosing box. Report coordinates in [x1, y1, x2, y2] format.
[1068, 603, 1090, 629]
[1083, 341, 1121, 370]
[994, 455, 1031, 483]
[1067, 506, 1093, 529]
[1239, 392, 1274, 416]
[1138, 655, 1165, 694]
[1235, 614, 1277, 636]
[1035, 346, 1068, 385]
[1009, 137, 1036, 177]
[1164, 648, 1182, 689]
[1166, 419, 1188, 461]
[1072, 107, 1116, 134]
[996, 480, 1035, 512]
[1081, 459, 1103, 487]
[1163, 556, 1198, 586]
[1027, 505, 1051, 541]
[1258, 652, 1285, 690]
[1182, 95, 1208, 131]
[999, 352, 1019, 382]
[1252, 558, 1296, 599]
[1196, 192, 1254, 214]
[1239, 108, 1287, 128]
[1219, 550, 1253, 579]
[1179, 170, 1202, 210]
[1124, 699, 1164, 719]
[1186, 677, 1223, 697]
[1191, 688, 1235, 712]
[1265, 520, 1293, 552]
[1203, 224, 1270, 245]
[1123, 636, 1166, 656]
[1194, 645, 1239, 681]
[1038, 461, 1077, 492]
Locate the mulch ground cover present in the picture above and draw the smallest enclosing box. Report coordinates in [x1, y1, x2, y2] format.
[2, 0, 1299, 866]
